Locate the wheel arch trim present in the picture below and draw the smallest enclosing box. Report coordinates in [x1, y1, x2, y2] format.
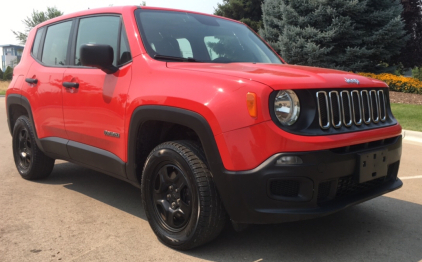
[126, 105, 225, 183]
[6, 94, 44, 151]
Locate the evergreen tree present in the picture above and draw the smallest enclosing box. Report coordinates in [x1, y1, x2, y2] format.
[214, 0, 263, 32]
[3, 67, 13, 81]
[395, 0, 422, 68]
[12, 7, 63, 45]
[0, 69, 3, 80]
[260, 0, 408, 72]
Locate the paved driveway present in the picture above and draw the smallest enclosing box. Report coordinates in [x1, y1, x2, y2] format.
[1, 97, 421, 261]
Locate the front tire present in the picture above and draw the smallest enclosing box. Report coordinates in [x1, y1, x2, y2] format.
[141, 141, 226, 250]
[12, 116, 55, 180]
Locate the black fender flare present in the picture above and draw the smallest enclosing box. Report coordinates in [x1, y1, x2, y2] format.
[126, 105, 226, 183]
[6, 94, 44, 151]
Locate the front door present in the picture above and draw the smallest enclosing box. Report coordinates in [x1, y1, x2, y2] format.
[62, 15, 132, 176]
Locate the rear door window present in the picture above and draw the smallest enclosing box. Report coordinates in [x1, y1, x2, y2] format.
[41, 21, 72, 66]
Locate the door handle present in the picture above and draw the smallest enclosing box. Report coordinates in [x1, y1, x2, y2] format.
[62, 82, 79, 88]
[25, 78, 38, 84]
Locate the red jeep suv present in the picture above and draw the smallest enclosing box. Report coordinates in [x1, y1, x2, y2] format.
[6, 6, 403, 249]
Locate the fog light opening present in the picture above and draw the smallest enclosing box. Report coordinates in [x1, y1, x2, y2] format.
[276, 156, 303, 165]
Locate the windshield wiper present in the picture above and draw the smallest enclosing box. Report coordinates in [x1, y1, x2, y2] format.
[154, 54, 198, 62]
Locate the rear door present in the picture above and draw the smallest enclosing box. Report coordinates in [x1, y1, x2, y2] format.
[23, 20, 73, 140]
[62, 15, 132, 174]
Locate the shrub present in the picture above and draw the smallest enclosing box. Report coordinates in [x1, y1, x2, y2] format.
[357, 72, 422, 95]
[3, 66, 13, 81]
[413, 67, 422, 81]
[0, 69, 3, 80]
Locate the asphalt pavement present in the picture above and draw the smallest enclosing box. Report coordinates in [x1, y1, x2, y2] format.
[1, 97, 421, 262]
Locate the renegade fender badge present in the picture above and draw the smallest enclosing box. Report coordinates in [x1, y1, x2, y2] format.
[345, 78, 360, 85]
[104, 130, 120, 138]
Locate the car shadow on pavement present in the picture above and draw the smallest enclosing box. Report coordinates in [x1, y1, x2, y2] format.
[38, 161, 146, 220]
[187, 195, 422, 261]
[38, 162, 422, 261]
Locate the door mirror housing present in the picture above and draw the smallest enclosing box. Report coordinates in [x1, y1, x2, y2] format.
[80, 44, 118, 74]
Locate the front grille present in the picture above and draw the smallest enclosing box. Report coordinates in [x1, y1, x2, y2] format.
[317, 161, 399, 204]
[317, 181, 332, 201]
[270, 180, 300, 197]
[336, 175, 387, 198]
[317, 89, 387, 129]
[330, 136, 398, 154]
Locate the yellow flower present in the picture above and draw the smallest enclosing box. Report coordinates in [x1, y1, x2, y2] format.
[357, 72, 422, 94]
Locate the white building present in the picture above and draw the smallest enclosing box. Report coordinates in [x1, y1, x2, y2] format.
[0, 45, 24, 72]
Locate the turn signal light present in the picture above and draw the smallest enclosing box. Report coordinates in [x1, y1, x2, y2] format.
[246, 92, 257, 118]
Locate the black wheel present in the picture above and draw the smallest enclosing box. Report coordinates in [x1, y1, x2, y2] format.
[141, 140, 226, 250]
[12, 116, 55, 180]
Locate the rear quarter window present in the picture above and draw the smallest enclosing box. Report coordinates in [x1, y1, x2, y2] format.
[31, 27, 45, 60]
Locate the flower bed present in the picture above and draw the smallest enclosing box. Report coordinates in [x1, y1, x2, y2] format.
[357, 72, 422, 95]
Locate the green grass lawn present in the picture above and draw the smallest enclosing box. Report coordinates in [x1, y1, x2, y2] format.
[391, 103, 422, 132]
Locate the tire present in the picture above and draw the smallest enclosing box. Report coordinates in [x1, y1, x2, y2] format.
[12, 115, 55, 180]
[141, 140, 226, 250]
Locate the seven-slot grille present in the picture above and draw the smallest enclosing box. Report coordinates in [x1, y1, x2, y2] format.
[316, 89, 387, 129]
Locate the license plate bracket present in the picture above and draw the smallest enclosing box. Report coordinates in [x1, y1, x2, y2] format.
[358, 150, 388, 183]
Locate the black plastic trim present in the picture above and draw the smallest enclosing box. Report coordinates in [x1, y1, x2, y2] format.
[126, 105, 225, 182]
[6, 94, 44, 151]
[67, 18, 78, 65]
[38, 137, 126, 178]
[6, 94, 20, 136]
[40, 137, 70, 159]
[67, 140, 126, 177]
[219, 135, 402, 224]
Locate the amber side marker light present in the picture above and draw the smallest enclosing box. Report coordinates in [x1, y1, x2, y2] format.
[246, 92, 257, 118]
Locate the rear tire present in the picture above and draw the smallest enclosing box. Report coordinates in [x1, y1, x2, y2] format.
[12, 116, 55, 180]
[141, 140, 226, 250]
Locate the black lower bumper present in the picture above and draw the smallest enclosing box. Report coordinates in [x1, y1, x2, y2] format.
[217, 135, 403, 224]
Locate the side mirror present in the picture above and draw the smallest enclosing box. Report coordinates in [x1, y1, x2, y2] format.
[80, 44, 118, 74]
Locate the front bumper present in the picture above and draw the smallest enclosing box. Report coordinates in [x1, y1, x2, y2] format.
[218, 135, 402, 224]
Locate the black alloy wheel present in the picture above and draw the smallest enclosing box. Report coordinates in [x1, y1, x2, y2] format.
[17, 127, 32, 170]
[141, 140, 226, 250]
[12, 116, 55, 180]
[151, 164, 192, 232]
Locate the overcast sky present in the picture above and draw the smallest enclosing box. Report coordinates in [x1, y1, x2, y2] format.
[0, 0, 223, 46]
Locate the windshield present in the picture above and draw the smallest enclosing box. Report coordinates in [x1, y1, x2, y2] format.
[135, 9, 283, 64]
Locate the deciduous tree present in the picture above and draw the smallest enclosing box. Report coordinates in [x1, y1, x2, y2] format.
[12, 7, 63, 45]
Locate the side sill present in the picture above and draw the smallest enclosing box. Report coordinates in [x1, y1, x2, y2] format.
[40, 137, 126, 179]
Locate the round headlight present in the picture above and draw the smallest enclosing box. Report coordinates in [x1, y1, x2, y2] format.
[274, 90, 300, 126]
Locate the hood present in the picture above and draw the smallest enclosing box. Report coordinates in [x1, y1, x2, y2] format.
[166, 63, 387, 90]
